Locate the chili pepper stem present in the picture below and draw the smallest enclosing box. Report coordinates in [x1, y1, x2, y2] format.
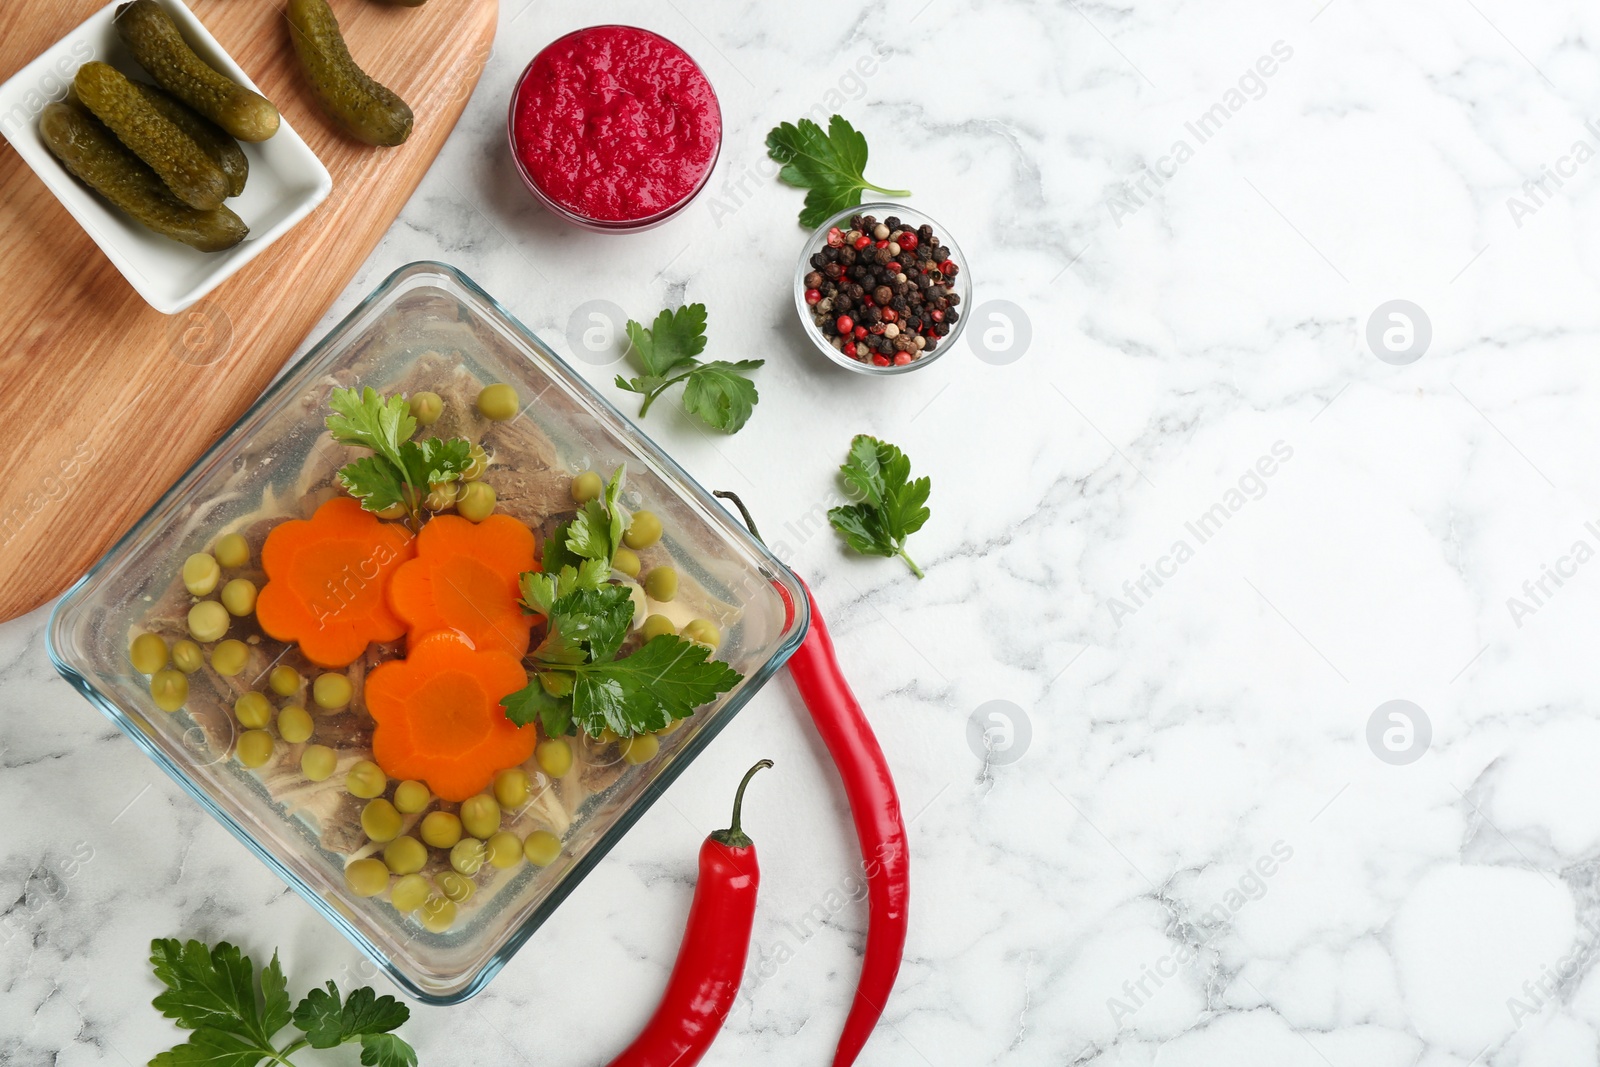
[710, 759, 773, 849]
[713, 490, 765, 545]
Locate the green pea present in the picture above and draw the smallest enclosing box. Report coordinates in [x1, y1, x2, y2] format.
[682, 618, 721, 648]
[449, 837, 486, 875]
[187, 600, 229, 643]
[390, 873, 430, 912]
[419, 895, 457, 932]
[234, 691, 272, 729]
[477, 383, 518, 421]
[419, 811, 462, 849]
[313, 673, 352, 710]
[171, 639, 204, 674]
[612, 547, 641, 578]
[150, 668, 188, 712]
[460, 794, 500, 839]
[623, 511, 662, 550]
[212, 533, 249, 569]
[486, 831, 523, 869]
[383, 836, 427, 875]
[362, 799, 403, 842]
[523, 830, 561, 867]
[641, 613, 677, 641]
[182, 552, 220, 595]
[237, 729, 274, 768]
[410, 391, 443, 426]
[493, 769, 528, 810]
[424, 481, 457, 511]
[462, 443, 488, 481]
[210, 639, 248, 676]
[221, 578, 257, 616]
[393, 780, 430, 814]
[620, 733, 659, 765]
[457, 481, 496, 522]
[570, 470, 602, 503]
[130, 632, 168, 674]
[434, 870, 475, 903]
[644, 566, 678, 602]
[344, 858, 389, 898]
[278, 705, 314, 744]
[268, 665, 302, 696]
[346, 760, 387, 799]
[301, 744, 337, 781]
[536, 738, 572, 778]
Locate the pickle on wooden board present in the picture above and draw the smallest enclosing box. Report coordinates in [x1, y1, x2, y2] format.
[134, 81, 248, 197]
[114, 0, 280, 142]
[39, 101, 248, 253]
[75, 62, 228, 210]
[286, 0, 413, 147]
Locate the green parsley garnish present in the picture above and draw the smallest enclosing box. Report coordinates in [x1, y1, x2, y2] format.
[326, 386, 472, 528]
[615, 304, 763, 434]
[148, 938, 417, 1067]
[765, 114, 911, 228]
[502, 465, 743, 738]
[828, 434, 932, 579]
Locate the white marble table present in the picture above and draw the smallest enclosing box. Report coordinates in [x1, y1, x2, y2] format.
[6, 0, 1600, 1063]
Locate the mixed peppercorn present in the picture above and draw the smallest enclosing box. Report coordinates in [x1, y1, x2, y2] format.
[804, 213, 961, 367]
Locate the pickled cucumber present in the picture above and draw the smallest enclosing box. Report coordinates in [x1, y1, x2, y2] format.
[115, 0, 280, 142]
[39, 102, 247, 252]
[286, 0, 413, 147]
[76, 62, 227, 209]
[134, 82, 248, 197]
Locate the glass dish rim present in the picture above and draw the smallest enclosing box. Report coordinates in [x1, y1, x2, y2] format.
[505, 24, 723, 233]
[44, 259, 810, 1004]
[792, 201, 971, 376]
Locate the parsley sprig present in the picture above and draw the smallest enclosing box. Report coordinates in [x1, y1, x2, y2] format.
[148, 938, 417, 1067]
[765, 114, 911, 228]
[828, 434, 932, 579]
[502, 466, 743, 738]
[326, 387, 472, 528]
[616, 304, 763, 434]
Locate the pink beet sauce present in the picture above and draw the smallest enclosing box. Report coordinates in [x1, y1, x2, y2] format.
[511, 26, 721, 225]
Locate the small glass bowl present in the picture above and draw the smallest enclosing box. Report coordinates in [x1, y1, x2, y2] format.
[793, 202, 970, 375]
[507, 25, 722, 234]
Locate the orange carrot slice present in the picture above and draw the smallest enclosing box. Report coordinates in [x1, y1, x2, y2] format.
[256, 497, 416, 668]
[366, 631, 536, 801]
[386, 513, 538, 658]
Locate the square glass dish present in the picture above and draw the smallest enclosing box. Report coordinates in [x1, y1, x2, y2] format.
[46, 261, 809, 1003]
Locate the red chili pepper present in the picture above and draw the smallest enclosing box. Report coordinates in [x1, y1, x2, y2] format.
[606, 760, 772, 1067]
[713, 492, 910, 1067]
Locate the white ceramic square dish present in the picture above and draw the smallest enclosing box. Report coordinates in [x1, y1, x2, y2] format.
[0, 0, 331, 314]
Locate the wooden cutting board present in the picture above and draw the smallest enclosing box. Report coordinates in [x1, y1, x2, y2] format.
[0, 0, 497, 623]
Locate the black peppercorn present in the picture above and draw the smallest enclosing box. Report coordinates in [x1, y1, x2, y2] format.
[810, 252, 827, 270]
[924, 336, 939, 352]
[804, 271, 824, 289]
[824, 262, 843, 280]
[933, 321, 949, 336]
[835, 293, 854, 312]
[918, 223, 933, 241]
[839, 246, 857, 266]
[874, 285, 893, 304]
[884, 215, 901, 230]
[946, 292, 960, 306]
[863, 306, 883, 326]
[946, 309, 960, 324]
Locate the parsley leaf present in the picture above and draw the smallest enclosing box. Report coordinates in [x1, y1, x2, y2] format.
[828, 434, 931, 579]
[291, 983, 410, 1055]
[147, 938, 417, 1067]
[765, 115, 912, 228]
[568, 635, 743, 737]
[616, 305, 763, 433]
[325, 386, 473, 526]
[565, 466, 626, 563]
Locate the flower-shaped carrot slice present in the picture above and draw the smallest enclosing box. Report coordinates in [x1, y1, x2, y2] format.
[386, 513, 539, 659]
[256, 497, 417, 668]
[366, 631, 537, 801]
